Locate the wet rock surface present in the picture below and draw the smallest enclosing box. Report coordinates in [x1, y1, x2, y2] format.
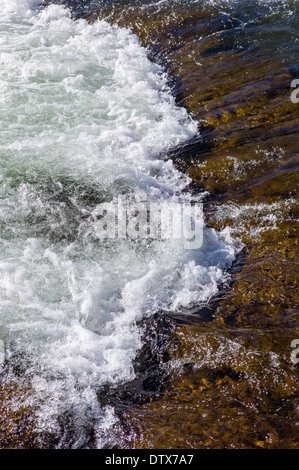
[0, 378, 36, 449]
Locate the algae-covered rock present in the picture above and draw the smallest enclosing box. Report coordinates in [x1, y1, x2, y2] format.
[121, 325, 299, 449]
[0, 378, 36, 449]
[2, 0, 297, 449]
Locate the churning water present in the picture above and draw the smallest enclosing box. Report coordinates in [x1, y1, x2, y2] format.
[0, 0, 238, 447]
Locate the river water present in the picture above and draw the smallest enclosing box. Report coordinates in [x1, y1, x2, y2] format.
[0, 0, 298, 449]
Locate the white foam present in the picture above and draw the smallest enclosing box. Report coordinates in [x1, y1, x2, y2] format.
[212, 198, 298, 238]
[0, 1, 238, 447]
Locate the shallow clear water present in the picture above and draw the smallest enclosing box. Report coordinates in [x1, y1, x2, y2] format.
[0, 0, 239, 447]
